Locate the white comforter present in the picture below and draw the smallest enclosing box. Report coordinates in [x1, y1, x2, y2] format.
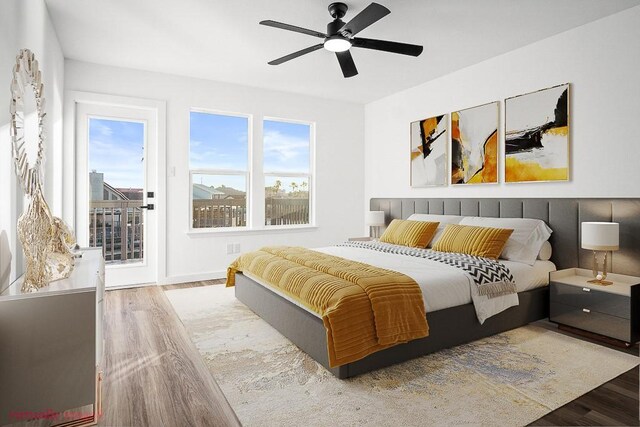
[317, 245, 556, 324]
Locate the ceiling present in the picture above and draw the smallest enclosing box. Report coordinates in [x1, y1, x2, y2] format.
[45, 0, 640, 104]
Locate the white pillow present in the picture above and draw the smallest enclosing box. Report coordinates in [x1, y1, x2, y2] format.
[537, 240, 552, 261]
[459, 217, 552, 265]
[407, 214, 464, 247]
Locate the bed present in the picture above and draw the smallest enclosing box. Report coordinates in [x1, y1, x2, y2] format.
[234, 198, 640, 378]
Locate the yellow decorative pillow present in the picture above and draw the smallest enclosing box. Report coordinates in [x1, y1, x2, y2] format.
[432, 224, 513, 259]
[379, 219, 439, 248]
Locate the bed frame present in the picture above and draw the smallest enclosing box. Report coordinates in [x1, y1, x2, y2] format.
[235, 198, 640, 379]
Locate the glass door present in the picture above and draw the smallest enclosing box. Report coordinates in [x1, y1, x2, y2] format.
[76, 103, 158, 287]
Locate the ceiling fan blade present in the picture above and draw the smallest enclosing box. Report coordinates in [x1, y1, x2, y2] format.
[352, 37, 423, 57]
[339, 2, 390, 36]
[260, 20, 326, 39]
[335, 51, 358, 78]
[268, 44, 324, 65]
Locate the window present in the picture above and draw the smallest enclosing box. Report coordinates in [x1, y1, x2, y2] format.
[88, 118, 145, 262]
[189, 111, 249, 229]
[263, 119, 313, 226]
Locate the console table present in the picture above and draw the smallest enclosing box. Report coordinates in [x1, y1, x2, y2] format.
[0, 248, 105, 426]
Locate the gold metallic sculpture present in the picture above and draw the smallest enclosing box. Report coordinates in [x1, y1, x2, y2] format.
[10, 49, 77, 292]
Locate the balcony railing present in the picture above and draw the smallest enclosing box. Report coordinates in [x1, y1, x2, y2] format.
[89, 200, 144, 263]
[192, 197, 309, 228]
[193, 198, 247, 228]
[266, 198, 309, 226]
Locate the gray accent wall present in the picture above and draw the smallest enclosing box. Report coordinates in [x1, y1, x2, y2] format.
[371, 198, 640, 277]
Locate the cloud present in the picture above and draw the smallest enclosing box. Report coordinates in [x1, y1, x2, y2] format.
[190, 134, 245, 170]
[264, 130, 308, 162]
[93, 122, 114, 137]
[89, 124, 145, 188]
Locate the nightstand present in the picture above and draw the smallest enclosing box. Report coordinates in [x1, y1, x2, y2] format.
[549, 268, 640, 346]
[348, 237, 374, 242]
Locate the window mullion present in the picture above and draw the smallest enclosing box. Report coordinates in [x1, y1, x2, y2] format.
[251, 115, 264, 229]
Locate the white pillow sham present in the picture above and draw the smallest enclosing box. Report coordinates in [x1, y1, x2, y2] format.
[407, 214, 464, 247]
[459, 216, 552, 265]
[537, 240, 552, 261]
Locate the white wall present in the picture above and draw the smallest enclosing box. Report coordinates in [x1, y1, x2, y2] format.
[0, 0, 65, 289]
[364, 6, 640, 201]
[64, 61, 365, 283]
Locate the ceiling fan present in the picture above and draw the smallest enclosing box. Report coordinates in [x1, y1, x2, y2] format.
[260, 2, 423, 78]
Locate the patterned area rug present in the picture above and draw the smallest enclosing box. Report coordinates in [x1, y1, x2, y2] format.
[166, 285, 639, 427]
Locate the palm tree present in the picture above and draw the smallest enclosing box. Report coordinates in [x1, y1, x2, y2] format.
[290, 182, 298, 194]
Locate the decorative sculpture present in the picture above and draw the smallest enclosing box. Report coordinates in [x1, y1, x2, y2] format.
[10, 49, 77, 292]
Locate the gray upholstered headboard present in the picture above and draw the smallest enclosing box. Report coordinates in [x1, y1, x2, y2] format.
[370, 198, 640, 276]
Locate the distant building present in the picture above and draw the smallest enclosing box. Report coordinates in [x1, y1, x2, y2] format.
[90, 171, 133, 201]
[117, 188, 144, 201]
[193, 183, 226, 200]
[90, 171, 105, 201]
[215, 185, 246, 199]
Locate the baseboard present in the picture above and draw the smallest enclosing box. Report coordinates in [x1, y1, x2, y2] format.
[163, 270, 227, 285]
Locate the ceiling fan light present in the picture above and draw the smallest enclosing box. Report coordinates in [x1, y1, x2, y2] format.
[324, 37, 351, 52]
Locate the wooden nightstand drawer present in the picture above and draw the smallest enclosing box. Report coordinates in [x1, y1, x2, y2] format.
[550, 302, 631, 342]
[550, 282, 630, 319]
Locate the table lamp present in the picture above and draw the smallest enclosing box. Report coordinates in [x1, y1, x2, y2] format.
[365, 211, 385, 238]
[581, 222, 619, 286]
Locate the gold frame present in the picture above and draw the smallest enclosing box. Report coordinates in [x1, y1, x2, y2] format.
[504, 83, 571, 184]
[450, 100, 500, 185]
[409, 113, 448, 187]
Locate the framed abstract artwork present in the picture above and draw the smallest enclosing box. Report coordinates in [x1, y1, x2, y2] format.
[451, 102, 499, 184]
[505, 83, 569, 183]
[410, 114, 447, 187]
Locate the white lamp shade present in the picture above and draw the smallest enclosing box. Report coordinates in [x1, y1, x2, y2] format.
[365, 211, 385, 227]
[581, 222, 619, 251]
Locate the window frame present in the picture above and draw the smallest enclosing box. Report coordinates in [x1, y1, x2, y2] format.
[188, 108, 252, 232]
[262, 116, 316, 228]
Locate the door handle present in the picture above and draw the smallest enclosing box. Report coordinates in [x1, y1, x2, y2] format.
[141, 204, 154, 210]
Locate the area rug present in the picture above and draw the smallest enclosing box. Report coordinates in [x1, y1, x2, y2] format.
[165, 285, 639, 426]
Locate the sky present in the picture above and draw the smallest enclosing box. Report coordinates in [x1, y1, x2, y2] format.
[190, 112, 248, 170]
[89, 118, 145, 188]
[263, 119, 310, 173]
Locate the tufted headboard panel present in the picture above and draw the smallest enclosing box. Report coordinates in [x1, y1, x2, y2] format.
[370, 198, 640, 276]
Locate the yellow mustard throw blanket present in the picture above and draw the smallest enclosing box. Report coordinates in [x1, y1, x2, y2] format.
[227, 246, 429, 368]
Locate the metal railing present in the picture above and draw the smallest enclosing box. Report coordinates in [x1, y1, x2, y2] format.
[192, 197, 310, 228]
[89, 200, 144, 263]
[266, 198, 309, 226]
[192, 198, 247, 228]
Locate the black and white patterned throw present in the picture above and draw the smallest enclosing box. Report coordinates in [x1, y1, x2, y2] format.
[337, 241, 516, 299]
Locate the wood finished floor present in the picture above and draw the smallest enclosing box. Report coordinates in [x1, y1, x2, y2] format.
[530, 320, 639, 426]
[101, 284, 239, 427]
[102, 281, 639, 426]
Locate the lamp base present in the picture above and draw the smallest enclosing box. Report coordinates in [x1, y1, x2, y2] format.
[587, 278, 613, 286]
[589, 251, 613, 286]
